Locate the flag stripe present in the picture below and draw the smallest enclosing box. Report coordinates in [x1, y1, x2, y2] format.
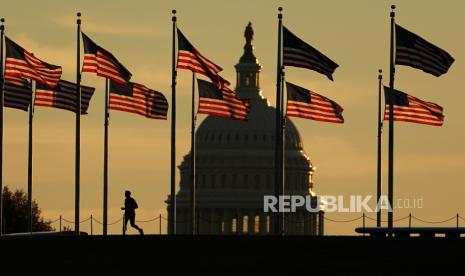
[3, 80, 33, 111]
[176, 29, 229, 87]
[5, 37, 62, 88]
[81, 33, 132, 84]
[109, 81, 168, 120]
[285, 82, 344, 124]
[395, 24, 454, 77]
[34, 80, 95, 114]
[282, 27, 338, 81]
[197, 79, 249, 121]
[384, 87, 444, 126]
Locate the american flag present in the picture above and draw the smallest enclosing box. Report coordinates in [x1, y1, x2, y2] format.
[197, 79, 249, 121]
[34, 80, 95, 114]
[82, 33, 132, 84]
[5, 37, 62, 88]
[177, 29, 230, 87]
[109, 80, 168, 120]
[395, 24, 454, 77]
[384, 86, 444, 126]
[3, 78, 33, 111]
[285, 82, 344, 124]
[283, 26, 339, 81]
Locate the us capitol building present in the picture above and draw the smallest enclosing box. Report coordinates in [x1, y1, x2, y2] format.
[167, 23, 324, 235]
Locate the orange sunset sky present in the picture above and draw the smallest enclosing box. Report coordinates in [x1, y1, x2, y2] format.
[1, 0, 465, 235]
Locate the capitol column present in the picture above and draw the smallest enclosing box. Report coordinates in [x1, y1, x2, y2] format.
[303, 213, 310, 235]
[259, 212, 267, 234]
[248, 209, 255, 234]
[287, 212, 294, 234]
[178, 208, 185, 234]
[318, 211, 324, 236]
[210, 208, 217, 234]
[224, 209, 232, 235]
[198, 208, 205, 234]
[237, 209, 243, 235]
[312, 212, 318, 235]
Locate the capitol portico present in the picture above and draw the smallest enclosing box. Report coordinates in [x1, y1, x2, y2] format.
[167, 22, 324, 235]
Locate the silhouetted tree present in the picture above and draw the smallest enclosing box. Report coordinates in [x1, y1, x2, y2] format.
[2, 186, 54, 234]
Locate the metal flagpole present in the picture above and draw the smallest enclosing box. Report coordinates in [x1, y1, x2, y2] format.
[377, 69, 383, 227]
[280, 67, 285, 234]
[103, 78, 109, 235]
[274, 6, 283, 235]
[27, 80, 35, 233]
[169, 9, 177, 235]
[0, 18, 5, 236]
[75, 12, 82, 235]
[190, 72, 196, 235]
[388, 5, 396, 234]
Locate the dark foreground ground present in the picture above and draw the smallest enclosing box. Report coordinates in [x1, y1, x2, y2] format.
[0, 235, 463, 275]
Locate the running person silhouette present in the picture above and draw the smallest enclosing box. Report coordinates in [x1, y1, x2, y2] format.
[121, 190, 144, 235]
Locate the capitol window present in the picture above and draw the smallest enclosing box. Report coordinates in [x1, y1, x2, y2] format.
[243, 175, 249, 188]
[210, 175, 215, 188]
[254, 175, 260, 189]
[254, 216, 260, 233]
[232, 218, 237, 233]
[266, 216, 270, 233]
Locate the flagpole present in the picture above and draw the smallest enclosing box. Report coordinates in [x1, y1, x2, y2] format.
[27, 80, 35, 233]
[169, 9, 177, 235]
[103, 78, 109, 235]
[274, 6, 283, 235]
[388, 5, 396, 235]
[190, 72, 196, 235]
[280, 70, 285, 234]
[75, 12, 82, 235]
[377, 69, 383, 228]
[0, 18, 5, 236]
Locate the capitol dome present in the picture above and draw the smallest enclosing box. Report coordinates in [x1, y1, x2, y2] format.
[167, 22, 323, 235]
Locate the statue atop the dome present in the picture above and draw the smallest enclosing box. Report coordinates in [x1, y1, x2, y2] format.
[245, 22, 253, 44]
[239, 22, 257, 63]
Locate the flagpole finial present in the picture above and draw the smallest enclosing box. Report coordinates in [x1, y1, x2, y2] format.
[390, 5, 396, 17]
[0, 18, 4, 30]
[77, 12, 81, 24]
[172, 9, 177, 21]
[378, 69, 382, 79]
[278, 7, 283, 19]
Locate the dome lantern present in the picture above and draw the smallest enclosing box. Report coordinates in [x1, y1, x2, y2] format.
[235, 22, 263, 99]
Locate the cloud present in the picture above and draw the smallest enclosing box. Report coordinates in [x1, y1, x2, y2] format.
[53, 14, 165, 38]
[395, 153, 465, 174]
